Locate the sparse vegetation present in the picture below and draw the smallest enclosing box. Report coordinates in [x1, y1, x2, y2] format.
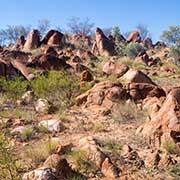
[124, 42, 145, 58]
[112, 101, 147, 123]
[0, 133, 20, 180]
[23, 138, 59, 167]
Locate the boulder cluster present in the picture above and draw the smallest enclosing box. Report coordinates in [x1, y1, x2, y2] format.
[1, 27, 180, 180]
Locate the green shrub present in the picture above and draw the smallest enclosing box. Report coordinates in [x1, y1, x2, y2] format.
[24, 138, 59, 167]
[115, 41, 126, 56]
[124, 42, 145, 58]
[170, 45, 180, 66]
[0, 133, 20, 180]
[0, 76, 28, 100]
[31, 71, 79, 113]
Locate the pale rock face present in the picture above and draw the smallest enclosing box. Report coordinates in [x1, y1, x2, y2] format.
[122, 69, 154, 84]
[21, 90, 34, 105]
[140, 88, 180, 148]
[38, 119, 61, 132]
[35, 98, 49, 113]
[22, 167, 57, 180]
[23, 29, 40, 51]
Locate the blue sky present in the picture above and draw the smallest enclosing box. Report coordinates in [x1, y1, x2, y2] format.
[0, 0, 179, 41]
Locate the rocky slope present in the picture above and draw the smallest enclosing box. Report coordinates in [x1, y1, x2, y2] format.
[0, 27, 180, 180]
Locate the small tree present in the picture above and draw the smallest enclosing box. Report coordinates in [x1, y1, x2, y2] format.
[67, 17, 94, 36]
[0, 25, 31, 44]
[37, 19, 51, 36]
[124, 42, 145, 58]
[112, 26, 121, 41]
[136, 23, 150, 40]
[160, 26, 180, 46]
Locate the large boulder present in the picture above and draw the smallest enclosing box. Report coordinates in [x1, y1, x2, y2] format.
[135, 51, 154, 66]
[47, 32, 65, 47]
[103, 60, 129, 77]
[125, 83, 166, 101]
[23, 154, 73, 180]
[143, 37, 154, 49]
[79, 136, 119, 178]
[127, 31, 141, 43]
[76, 81, 128, 108]
[140, 88, 180, 147]
[29, 54, 71, 70]
[41, 30, 65, 47]
[23, 29, 40, 51]
[122, 69, 155, 84]
[68, 34, 92, 48]
[92, 28, 115, 57]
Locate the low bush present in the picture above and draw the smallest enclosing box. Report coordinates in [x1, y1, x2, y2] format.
[124, 42, 145, 58]
[170, 45, 180, 66]
[115, 41, 126, 57]
[0, 133, 20, 180]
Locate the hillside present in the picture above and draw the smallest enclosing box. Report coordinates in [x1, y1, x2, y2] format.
[0, 27, 180, 180]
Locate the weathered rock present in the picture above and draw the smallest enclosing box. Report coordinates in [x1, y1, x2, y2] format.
[127, 31, 141, 43]
[14, 35, 25, 49]
[92, 28, 115, 57]
[101, 158, 119, 178]
[140, 88, 180, 147]
[47, 31, 65, 47]
[23, 29, 40, 51]
[122, 69, 155, 84]
[23, 154, 73, 180]
[79, 136, 106, 168]
[121, 144, 133, 156]
[35, 98, 50, 113]
[154, 41, 166, 49]
[22, 167, 57, 180]
[144, 150, 161, 168]
[103, 60, 129, 77]
[71, 55, 82, 63]
[29, 54, 71, 70]
[21, 90, 34, 105]
[39, 119, 62, 132]
[143, 37, 154, 49]
[44, 46, 57, 56]
[158, 153, 177, 168]
[125, 83, 166, 101]
[77, 49, 98, 61]
[69, 34, 92, 48]
[135, 51, 154, 66]
[80, 70, 93, 81]
[76, 81, 128, 109]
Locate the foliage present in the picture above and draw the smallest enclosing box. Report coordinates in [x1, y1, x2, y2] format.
[160, 26, 180, 46]
[24, 138, 59, 167]
[0, 133, 20, 180]
[0, 76, 29, 100]
[124, 42, 145, 58]
[115, 41, 126, 56]
[0, 25, 31, 44]
[37, 19, 51, 36]
[31, 71, 79, 112]
[112, 100, 147, 123]
[113, 26, 121, 41]
[136, 23, 150, 40]
[170, 45, 180, 66]
[169, 164, 180, 177]
[67, 17, 94, 36]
